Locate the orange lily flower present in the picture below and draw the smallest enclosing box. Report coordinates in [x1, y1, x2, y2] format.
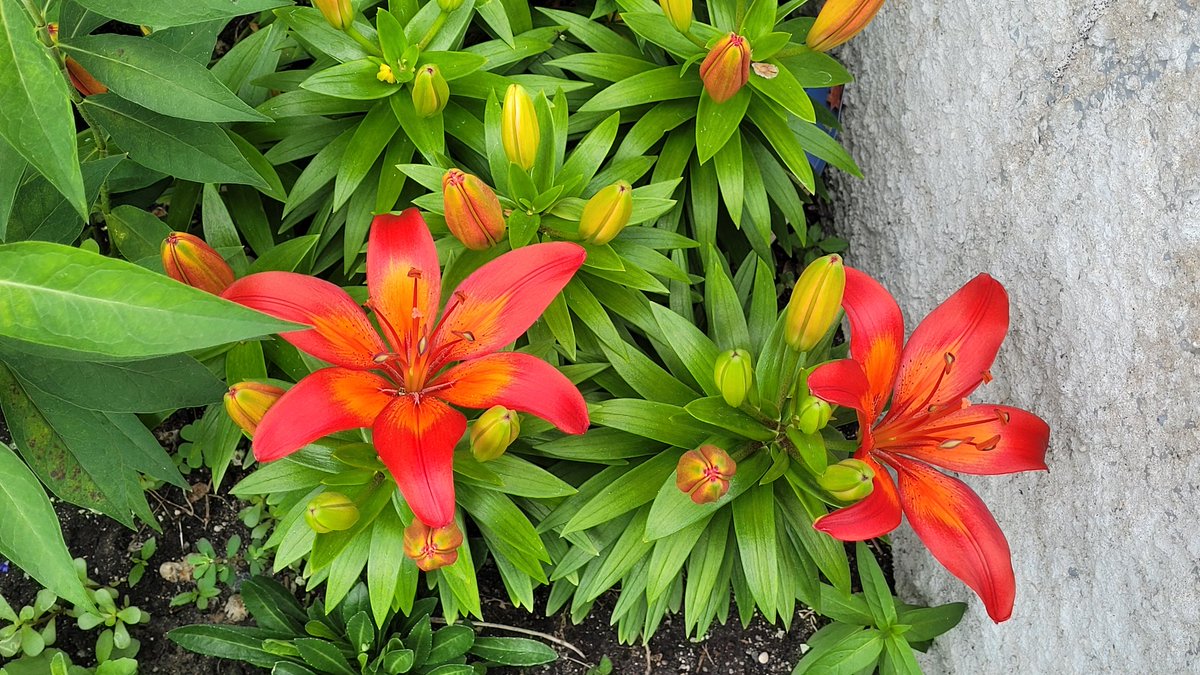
[222, 209, 590, 527]
[807, 270, 1049, 622]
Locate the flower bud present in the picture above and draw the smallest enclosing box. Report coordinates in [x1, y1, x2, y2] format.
[403, 520, 463, 572]
[501, 84, 539, 171]
[224, 382, 286, 437]
[161, 232, 235, 295]
[676, 445, 737, 505]
[376, 63, 397, 84]
[659, 0, 692, 33]
[578, 181, 632, 245]
[437, 0, 465, 10]
[65, 57, 107, 97]
[806, 0, 886, 52]
[699, 33, 751, 104]
[714, 349, 753, 408]
[442, 169, 506, 250]
[470, 406, 520, 462]
[817, 459, 875, 501]
[411, 64, 449, 117]
[47, 22, 59, 42]
[313, 0, 354, 30]
[304, 492, 360, 533]
[784, 254, 845, 352]
[794, 396, 833, 435]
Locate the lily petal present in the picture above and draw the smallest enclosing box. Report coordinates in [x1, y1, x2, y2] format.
[254, 368, 393, 462]
[367, 210, 442, 349]
[886, 274, 1008, 423]
[883, 404, 1049, 476]
[842, 267, 904, 419]
[374, 395, 467, 528]
[808, 358, 875, 434]
[434, 352, 590, 434]
[891, 455, 1016, 622]
[433, 242, 586, 362]
[813, 456, 901, 540]
[223, 272, 387, 369]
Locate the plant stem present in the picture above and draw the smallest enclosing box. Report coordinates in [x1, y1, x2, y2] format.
[417, 11, 448, 51]
[345, 24, 383, 57]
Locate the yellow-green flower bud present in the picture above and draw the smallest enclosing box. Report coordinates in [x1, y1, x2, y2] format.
[501, 84, 539, 171]
[313, 0, 354, 30]
[817, 459, 875, 501]
[304, 492, 360, 533]
[578, 181, 632, 245]
[806, 0, 887, 52]
[412, 64, 449, 117]
[676, 445, 737, 504]
[659, 0, 692, 33]
[438, 0, 465, 10]
[442, 169, 506, 250]
[403, 520, 463, 571]
[224, 382, 286, 437]
[784, 254, 846, 352]
[714, 349, 753, 408]
[794, 396, 833, 435]
[470, 406, 520, 462]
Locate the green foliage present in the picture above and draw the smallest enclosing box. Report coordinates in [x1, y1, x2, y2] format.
[169, 577, 558, 673]
[170, 537, 244, 610]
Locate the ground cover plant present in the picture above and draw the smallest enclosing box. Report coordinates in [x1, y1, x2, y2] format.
[0, 0, 1050, 672]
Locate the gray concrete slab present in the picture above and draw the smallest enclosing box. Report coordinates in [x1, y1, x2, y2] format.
[827, 0, 1200, 671]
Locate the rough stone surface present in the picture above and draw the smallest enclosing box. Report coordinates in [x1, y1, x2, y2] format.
[828, 0, 1200, 671]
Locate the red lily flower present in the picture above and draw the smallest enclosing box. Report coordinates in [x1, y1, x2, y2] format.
[222, 209, 590, 528]
[807, 269, 1049, 622]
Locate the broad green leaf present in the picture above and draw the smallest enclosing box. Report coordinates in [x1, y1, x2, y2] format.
[83, 95, 266, 188]
[469, 637, 557, 666]
[457, 484, 548, 581]
[561, 449, 681, 534]
[7, 155, 122, 244]
[334, 101, 399, 210]
[75, 0, 291, 28]
[274, 7, 370, 63]
[793, 626, 883, 675]
[0, 136, 26, 240]
[301, 59, 399, 100]
[646, 516, 710, 603]
[106, 205, 172, 264]
[60, 35, 270, 123]
[896, 602, 967, 642]
[589, 399, 708, 449]
[579, 67, 702, 112]
[247, 235, 319, 274]
[544, 53, 657, 82]
[857, 541, 897, 627]
[778, 483, 850, 592]
[732, 483, 780, 620]
[880, 634, 923, 675]
[536, 8, 642, 58]
[0, 442, 92, 609]
[148, 19, 227, 63]
[685, 397, 775, 441]
[778, 45, 854, 87]
[792, 118, 861, 177]
[211, 20, 285, 104]
[0, 0, 85, 217]
[618, 11, 703, 59]
[166, 626, 277, 668]
[747, 96, 815, 193]
[0, 242, 297, 360]
[696, 87, 749, 163]
[368, 508, 410, 626]
[749, 60, 816, 122]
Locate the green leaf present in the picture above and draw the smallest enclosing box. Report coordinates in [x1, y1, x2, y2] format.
[896, 602, 967, 642]
[0, 0, 85, 217]
[301, 59, 399, 100]
[561, 449, 682, 534]
[778, 45, 854, 87]
[240, 576, 305, 634]
[685, 397, 775, 441]
[294, 638, 358, 675]
[643, 449, 770, 540]
[75, 0, 291, 28]
[792, 626, 883, 675]
[0, 432, 92, 609]
[106, 205, 171, 264]
[428, 624, 475, 664]
[367, 508, 409, 625]
[83, 95, 266, 188]
[274, 7, 369, 63]
[747, 96, 814, 194]
[792, 119, 861, 177]
[589, 399, 708, 449]
[545, 53, 657, 82]
[857, 541, 897, 627]
[469, 637, 557, 666]
[456, 484, 548, 581]
[166, 626, 277, 668]
[579, 67, 702, 112]
[536, 8, 641, 58]
[749, 60, 816, 122]
[333, 101, 399, 210]
[0, 242, 298, 360]
[880, 634, 923, 675]
[712, 135, 744, 224]
[696, 88, 749, 163]
[247, 235, 319, 274]
[61, 35, 270, 123]
[732, 483, 780, 620]
[7, 156, 122, 244]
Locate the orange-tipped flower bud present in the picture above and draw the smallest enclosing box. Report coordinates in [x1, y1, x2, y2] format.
[437, 0, 465, 10]
[794, 396, 833, 435]
[578, 181, 632, 245]
[47, 22, 58, 43]
[676, 445, 737, 505]
[806, 0, 886, 52]
[442, 169, 506, 250]
[714, 349, 753, 408]
[817, 458, 875, 501]
[65, 57, 107, 97]
[161, 232, 235, 295]
[784, 254, 845, 352]
[501, 84, 539, 171]
[224, 382, 286, 437]
[470, 406, 520, 462]
[412, 64, 449, 117]
[699, 33, 751, 104]
[304, 492, 360, 533]
[659, 0, 692, 33]
[403, 520, 463, 571]
[313, 0, 354, 30]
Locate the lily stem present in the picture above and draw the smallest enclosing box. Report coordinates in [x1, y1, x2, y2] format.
[417, 11, 448, 51]
[345, 24, 383, 57]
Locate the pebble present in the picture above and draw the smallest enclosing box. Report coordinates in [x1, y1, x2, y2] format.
[758, 652, 769, 664]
